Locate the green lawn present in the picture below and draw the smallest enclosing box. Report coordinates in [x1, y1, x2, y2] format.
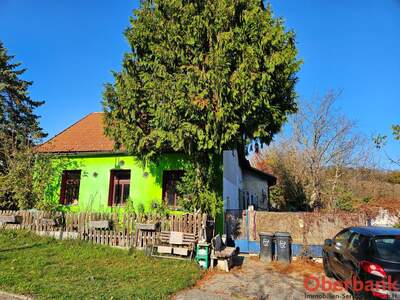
[0, 230, 202, 299]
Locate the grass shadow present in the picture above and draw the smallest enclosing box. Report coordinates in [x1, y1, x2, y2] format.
[0, 242, 50, 253]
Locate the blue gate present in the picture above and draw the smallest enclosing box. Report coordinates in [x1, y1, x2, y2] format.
[225, 209, 260, 254]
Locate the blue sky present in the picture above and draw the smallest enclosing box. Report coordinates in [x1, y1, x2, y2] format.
[0, 0, 399, 168]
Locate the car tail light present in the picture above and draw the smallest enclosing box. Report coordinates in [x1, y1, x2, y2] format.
[360, 261, 387, 278]
[371, 289, 389, 299]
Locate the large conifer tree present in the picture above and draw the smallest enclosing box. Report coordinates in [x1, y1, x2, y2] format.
[0, 41, 46, 208]
[0, 42, 45, 148]
[103, 0, 301, 214]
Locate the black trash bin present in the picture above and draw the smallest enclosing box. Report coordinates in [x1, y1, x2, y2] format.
[274, 232, 292, 263]
[259, 232, 274, 262]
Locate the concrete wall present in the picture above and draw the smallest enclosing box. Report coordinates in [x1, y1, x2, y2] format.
[255, 211, 368, 244]
[225, 210, 368, 245]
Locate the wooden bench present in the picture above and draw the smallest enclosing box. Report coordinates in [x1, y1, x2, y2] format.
[152, 231, 196, 260]
[88, 220, 110, 229]
[137, 223, 158, 231]
[211, 234, 237, 272]
[0, 215, 17, 224]
[40, 218, 57, 227]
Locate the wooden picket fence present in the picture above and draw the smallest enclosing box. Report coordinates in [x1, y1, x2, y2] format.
[0, 210, 208, 249]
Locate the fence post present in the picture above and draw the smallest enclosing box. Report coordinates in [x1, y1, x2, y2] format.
[201, 213, 207, 241]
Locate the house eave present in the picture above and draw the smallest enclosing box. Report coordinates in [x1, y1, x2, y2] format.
[35, 150, 129, 157]
[236, 147, 277, 186]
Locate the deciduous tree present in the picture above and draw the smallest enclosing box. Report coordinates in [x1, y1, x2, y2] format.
[374, 124, 400, 167]
[253, 91, 373, 211]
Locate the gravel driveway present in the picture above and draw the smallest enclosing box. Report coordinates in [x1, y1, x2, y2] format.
[174, 256, 352, 300]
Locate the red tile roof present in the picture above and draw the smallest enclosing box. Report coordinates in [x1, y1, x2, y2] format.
[36, 112, 116, 153]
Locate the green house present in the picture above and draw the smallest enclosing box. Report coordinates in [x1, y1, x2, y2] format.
[37, 112, 276, 213]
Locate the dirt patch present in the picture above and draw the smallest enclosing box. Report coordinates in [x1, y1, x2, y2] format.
[192, 269, 226, 288]
[265, 258, 323, 277]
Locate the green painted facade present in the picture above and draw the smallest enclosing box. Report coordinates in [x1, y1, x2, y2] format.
[48, 153, 194, 213]
[41, 152, 225, 232]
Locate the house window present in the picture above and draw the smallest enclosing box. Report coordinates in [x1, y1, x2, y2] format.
[108, 170, 131, 206]
[162, 170, 184, 208]
[60, 170, 81, 205]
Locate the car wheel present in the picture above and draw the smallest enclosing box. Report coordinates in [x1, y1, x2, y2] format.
[323, 253, 333, 278]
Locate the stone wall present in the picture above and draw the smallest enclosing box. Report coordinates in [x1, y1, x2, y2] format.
[225, 209, 368, 245]
[225, 207, 400, 246]
[368, 208, 400, 227]
[254, 211, 368, 244]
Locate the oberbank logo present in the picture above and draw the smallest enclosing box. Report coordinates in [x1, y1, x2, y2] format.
[303, 275, 399, 299]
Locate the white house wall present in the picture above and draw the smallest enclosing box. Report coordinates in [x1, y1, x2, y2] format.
[223, 150, 243, 210]
[242, 171, 269, 210]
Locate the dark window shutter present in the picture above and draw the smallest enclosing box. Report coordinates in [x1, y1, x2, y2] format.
[108, 170, 115, 206]
[60, 171, 67, 204]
